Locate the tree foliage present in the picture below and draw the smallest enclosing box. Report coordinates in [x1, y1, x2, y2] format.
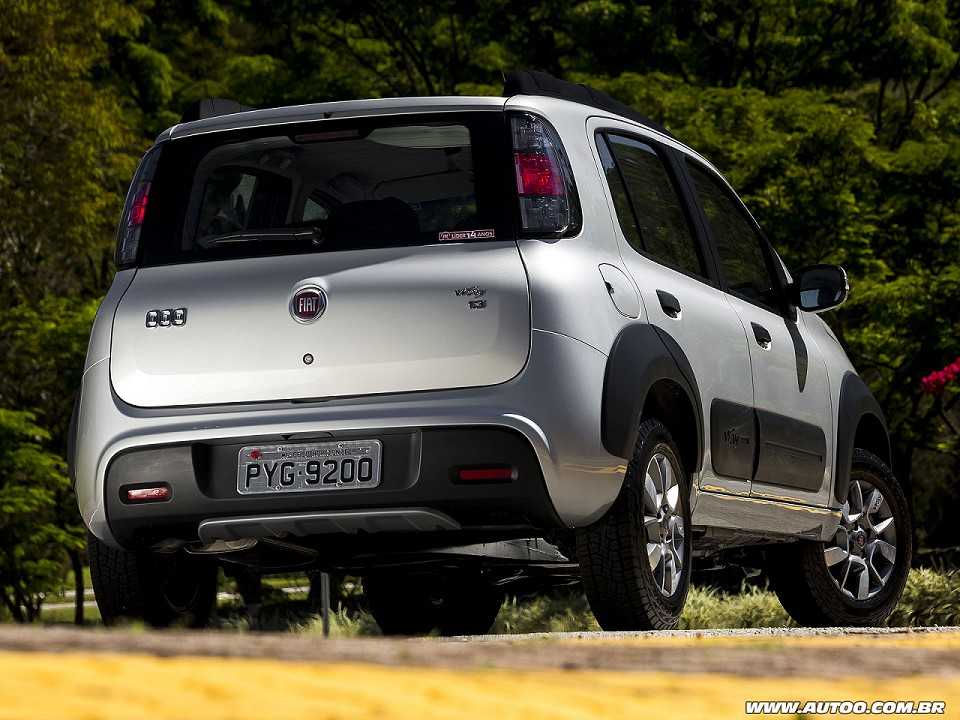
[0, 0, 138, 303]
[0, 409, 76, 622]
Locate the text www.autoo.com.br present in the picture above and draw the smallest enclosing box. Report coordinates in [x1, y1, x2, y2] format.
[745, 700, 946, 715]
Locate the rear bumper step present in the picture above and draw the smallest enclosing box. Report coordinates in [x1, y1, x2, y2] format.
[198, 508, 460, 542]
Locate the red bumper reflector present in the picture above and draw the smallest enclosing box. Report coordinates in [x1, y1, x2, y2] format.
[125, 485, 171, 503]
[456, 467, 514, 482]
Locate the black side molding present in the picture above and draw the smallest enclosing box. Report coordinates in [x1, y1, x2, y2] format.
[835, 371, 891, 504]
[601, 324, 703, 470]
[710, 400, 826, 491]
[754, 409, 827, 492]
[710, 400, 756, 481]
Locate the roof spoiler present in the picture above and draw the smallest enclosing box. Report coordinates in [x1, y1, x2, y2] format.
[503, 70, 673, 139]
[179, 98, 252, 123]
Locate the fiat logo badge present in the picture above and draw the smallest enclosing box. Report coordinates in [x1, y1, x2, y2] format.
[290, 285, 327, 323]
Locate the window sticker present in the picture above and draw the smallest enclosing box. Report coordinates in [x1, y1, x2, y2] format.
[438, 228, 496, 241]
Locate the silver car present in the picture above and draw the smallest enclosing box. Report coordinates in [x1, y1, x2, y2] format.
[73, 71, 910, 632]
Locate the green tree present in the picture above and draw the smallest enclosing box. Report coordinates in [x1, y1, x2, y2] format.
[0, 409, 76, 622]
[0, 297, 100, 623]
[0, 0, 139, 303]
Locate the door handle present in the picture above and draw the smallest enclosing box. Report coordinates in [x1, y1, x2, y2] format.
[656, 290, 682, 318]
[751, 322, 772, 349]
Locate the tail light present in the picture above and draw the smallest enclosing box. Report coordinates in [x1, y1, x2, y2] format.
[123, 484, 171, 503]
[510, 113, 579, 235]
[116, 146, 161, 268]
[128, 182, 150, 227]
[454, 466, 516, 483]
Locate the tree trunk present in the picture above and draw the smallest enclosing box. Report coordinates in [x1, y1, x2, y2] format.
[893, 442, 918, 568]
[1, 593, 24, 624]
[69, 548, 84, 626]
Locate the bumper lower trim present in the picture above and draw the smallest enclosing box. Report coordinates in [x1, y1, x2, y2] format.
[197, 508, 461, 542]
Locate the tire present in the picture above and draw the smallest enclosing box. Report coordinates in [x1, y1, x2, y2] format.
[769, 449, 912, 627]
[364, 570, 504, 636]
[88, 532, 218, 628]
[576, 418, 692, 630]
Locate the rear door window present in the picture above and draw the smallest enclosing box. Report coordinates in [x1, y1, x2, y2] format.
[139, 114, 511, 265]
[598, 133, 705, 278]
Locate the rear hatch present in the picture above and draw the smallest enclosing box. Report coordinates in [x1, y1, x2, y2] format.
[110, 109, 530, 407]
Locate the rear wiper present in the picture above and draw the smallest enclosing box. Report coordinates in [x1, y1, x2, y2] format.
[201, 227, 325, 248]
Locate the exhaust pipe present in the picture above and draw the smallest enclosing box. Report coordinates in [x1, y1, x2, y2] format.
[185, 538, 259, 555]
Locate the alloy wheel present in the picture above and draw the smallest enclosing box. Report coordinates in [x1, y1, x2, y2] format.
[824, 478, 898, 601]
[641, 451, 685, 597]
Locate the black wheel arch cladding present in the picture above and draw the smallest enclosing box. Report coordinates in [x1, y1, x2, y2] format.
[602, 323, 703, 472]
[834, 371, 892, 504]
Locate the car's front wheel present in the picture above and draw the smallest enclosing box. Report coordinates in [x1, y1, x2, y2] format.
[576, 418, 692, 630]
[88, 532, 218, 628]
[769, 449, 911, 627]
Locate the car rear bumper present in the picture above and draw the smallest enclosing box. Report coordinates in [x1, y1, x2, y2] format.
[103, 426, 560, 547]
[75, 329, 626, 548]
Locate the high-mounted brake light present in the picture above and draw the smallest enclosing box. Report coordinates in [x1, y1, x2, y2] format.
[510, 113, 579, 234]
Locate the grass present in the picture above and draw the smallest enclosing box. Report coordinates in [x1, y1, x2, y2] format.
[889, 567, 960, 627]
[34, 568, 960, 634]
[489, 584, 792, 635]
[494, 590, 600, 634]
[681, 585, 793, 630]
[308, 569, 957, 636]
[297, 607, 382, 637]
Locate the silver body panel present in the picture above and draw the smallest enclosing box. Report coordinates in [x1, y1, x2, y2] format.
[78, 327, 623, 544]
[111, 242, 531, 407]
[78, 93, 856, 551]
[690, 486, 841, 542]
[587, 116, 758, 499]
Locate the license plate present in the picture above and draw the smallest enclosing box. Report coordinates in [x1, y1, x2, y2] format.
[237, 439, 382, 495]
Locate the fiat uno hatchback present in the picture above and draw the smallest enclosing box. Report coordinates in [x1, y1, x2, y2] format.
[72, 71, 910, 632]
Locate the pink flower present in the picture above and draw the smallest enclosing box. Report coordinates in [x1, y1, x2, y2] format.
[922, 357, 960, 395]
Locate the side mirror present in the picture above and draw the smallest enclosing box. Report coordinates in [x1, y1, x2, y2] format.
[791, 264, 849, 313]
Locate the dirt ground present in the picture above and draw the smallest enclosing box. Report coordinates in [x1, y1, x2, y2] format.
[1, 625, 958, 678]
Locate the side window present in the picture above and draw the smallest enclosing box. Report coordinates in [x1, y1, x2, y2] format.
[596, 134, 643, 250]
[598, 133, 705, 278]
[302, 197, 330, 223]
[686, 161, 780, 311]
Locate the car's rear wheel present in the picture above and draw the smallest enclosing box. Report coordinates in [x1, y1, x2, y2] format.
[576, 418, 692, 630]
[769, 449, 911, 627]
[364, 570, 504, 636]
[88, 532, 218, 628]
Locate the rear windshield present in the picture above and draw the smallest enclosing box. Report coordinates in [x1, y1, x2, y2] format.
[139, 112, 513, 265]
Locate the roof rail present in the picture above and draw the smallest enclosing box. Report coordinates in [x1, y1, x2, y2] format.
[179, 98, 252, 123]
[503, 70, 673, 139]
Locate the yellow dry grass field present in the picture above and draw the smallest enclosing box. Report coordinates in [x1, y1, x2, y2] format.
[0, 642, 958, 720]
